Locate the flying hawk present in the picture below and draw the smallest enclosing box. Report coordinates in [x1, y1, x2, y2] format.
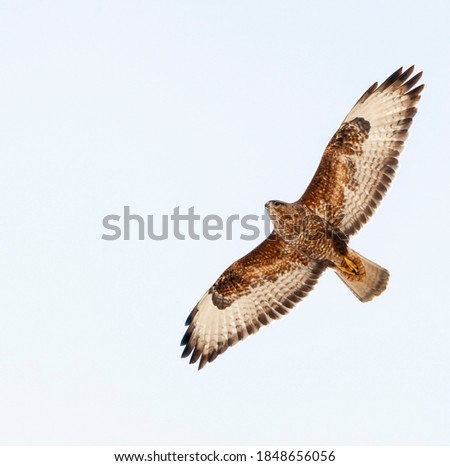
[181, 66, 423, 370]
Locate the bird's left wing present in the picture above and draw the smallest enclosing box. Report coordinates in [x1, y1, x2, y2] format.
[298, 66, 424, 236]
[181, 232, 326, 369]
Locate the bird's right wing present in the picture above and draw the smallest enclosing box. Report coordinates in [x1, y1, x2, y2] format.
[181, 232, 326, 369]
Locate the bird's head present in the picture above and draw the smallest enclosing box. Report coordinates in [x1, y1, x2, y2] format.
[265, 200, 286, 216]
[265, 200, 304, 241]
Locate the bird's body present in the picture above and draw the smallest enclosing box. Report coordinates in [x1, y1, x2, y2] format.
[264, 199, 388, 302]
[265, 200, 347, 265]
[181, 66, 424, 370]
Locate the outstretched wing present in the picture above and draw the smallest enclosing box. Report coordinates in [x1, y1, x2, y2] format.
[298, 66, 424, 236]
[181, 233, 325, 369]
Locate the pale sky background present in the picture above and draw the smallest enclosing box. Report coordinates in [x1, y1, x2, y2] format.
[1, 0, 450, 445]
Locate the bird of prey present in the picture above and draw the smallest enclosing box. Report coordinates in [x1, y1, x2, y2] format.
[181, 66, 423, 370]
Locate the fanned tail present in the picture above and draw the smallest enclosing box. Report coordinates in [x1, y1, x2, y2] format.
[334, 248, 389, 303]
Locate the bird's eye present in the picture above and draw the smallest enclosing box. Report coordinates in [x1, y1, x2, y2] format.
[273, 201, 281, 207]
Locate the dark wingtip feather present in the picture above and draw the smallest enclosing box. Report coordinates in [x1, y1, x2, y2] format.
[181, 342, 193, 359]
[402, 71, 423, 92]
[377, 66, 404, 91]
[185, 306, 198, 326]
[406, 83, 425, 98]
[181, 325, 195, 358]
[208, 349, 219, 363]
[357, 81, 378, 104]
[404, 107, 418, 118]
[397, 65, 415, 84]
[198, 354, 208, 370]
[180, 330, 190, 347]
[189, 347, 202, 365]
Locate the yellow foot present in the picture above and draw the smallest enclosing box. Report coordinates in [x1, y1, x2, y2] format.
[337, 256, 360, 276]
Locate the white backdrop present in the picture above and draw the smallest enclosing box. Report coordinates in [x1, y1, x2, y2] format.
[1, 0, 449, 445]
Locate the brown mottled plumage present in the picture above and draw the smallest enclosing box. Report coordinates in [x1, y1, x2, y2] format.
[181, 66, 424, 370]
